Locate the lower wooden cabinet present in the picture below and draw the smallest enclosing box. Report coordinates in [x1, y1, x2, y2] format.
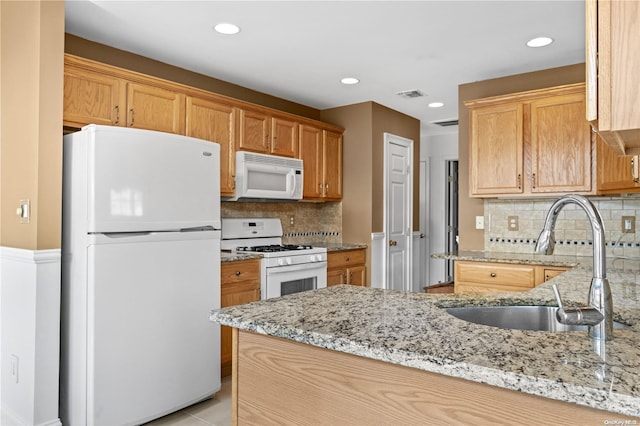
[327, 248, 366, 286]
[220, 259, 261, 377]
[454, 260, 568, 294]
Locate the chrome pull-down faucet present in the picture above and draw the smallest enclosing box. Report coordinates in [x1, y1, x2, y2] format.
[535, 194, 613, 341]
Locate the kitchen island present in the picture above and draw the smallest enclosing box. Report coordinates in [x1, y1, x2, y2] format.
[210, 262, 640, 425]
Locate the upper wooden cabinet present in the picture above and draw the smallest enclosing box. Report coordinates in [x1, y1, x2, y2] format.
[63, 54, 343, 200]
[238, 108, 270, 153]
[126, 82, 185, 134]
[271, 117, 298, 158]
[299, 125, 342, 200]
[185, 96, 236, 197]
[467, 84, 592, 197]
[595, 133, 640, 194]
[586, 0, 640, 155]
[237, 110, 299, 158]
[64, 57, 185, 134]
[469, 102, 524, 195]
[63, 64, 125, 128]
[529, 93, 592, 193]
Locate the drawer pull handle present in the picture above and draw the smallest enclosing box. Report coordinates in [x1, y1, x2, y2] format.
[235, 271, 241, 276]
[345, 257, 350, 262]
[490, 272, 497, 278]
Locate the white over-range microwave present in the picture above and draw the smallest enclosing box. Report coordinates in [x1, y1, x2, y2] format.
[226, 151, 303, 201]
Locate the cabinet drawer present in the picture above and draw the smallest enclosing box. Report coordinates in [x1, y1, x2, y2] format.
[455, 261, 535, 288]
[221, 259, 260, 285]
[327, 249, 365, 269]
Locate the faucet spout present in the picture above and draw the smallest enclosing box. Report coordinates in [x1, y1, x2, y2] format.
[535, 194, 613, 341]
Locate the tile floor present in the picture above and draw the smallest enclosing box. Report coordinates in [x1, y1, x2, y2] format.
[144, 376, 232, 426]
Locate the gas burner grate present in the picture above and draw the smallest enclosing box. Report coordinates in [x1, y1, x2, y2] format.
[237, 244, 313, 253]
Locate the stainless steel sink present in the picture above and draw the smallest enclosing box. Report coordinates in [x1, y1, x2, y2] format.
[445, 306, 628, 332]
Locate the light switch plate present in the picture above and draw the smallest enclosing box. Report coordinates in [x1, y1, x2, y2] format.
[508, 215, 519, 231]
[475, 216, 484, 230]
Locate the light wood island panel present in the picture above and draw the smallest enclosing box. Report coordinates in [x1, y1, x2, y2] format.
[231, 329, 620, 425]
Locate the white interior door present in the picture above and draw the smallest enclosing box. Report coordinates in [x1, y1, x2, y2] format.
[384, 133, 413, 292]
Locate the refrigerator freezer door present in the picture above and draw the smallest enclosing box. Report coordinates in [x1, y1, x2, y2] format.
[74, 125, 220, 233]
[85, 231, 220, 425]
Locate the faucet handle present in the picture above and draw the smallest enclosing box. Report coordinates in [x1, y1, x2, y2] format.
[552, 284, 604, 326]
[552, 284, 564, 309]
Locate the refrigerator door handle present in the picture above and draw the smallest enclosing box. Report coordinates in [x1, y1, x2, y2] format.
[180, 225, 217, 232]
[99, 232, 153, 239]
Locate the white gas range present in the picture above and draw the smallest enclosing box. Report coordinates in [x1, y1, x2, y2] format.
[221, 218, 327, 299]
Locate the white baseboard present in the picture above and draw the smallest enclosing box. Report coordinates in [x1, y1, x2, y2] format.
[1, 247, 62, 426]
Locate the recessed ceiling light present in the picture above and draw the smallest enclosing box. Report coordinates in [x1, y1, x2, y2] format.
[340, 77, 360, 85]
[428, 102, 444, 108]
[214, 23, 240, 35]
[526, 37, 553, 48]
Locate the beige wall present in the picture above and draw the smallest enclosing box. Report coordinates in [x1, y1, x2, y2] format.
[321, 103, 373, 245]
[457, 63, 585, 250]
[0, 1, 64, 250]
[64, 34, 322, 122]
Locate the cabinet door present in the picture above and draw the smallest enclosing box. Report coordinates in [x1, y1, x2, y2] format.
[220, 260, 260, 377]
[323, 130, 343, 200]
[126, 82, 186, 134]
[186, 97, 236, 196]
[469, 103, 524, 195]
[347, 266, 366, 286]
[596, 133, 640, 193]
[586, 0, 640, 154]
[541, 267, 568, 283]
[327, 268, 347, 286]
[299, 124, 324, 198]
[63, 65, 125, 128]
[238, 108, 269, 153]
[530, 93, 592, 193]
[271, 117, 298, 157]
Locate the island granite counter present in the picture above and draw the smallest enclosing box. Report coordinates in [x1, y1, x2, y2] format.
[210, 265, 640, 424]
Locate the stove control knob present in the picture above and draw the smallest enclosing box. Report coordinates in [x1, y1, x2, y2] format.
[277, 258, 285, 266]
[286, 258, 293, 265]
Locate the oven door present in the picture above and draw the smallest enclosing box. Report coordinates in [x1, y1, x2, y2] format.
[263, 261, 327, 300]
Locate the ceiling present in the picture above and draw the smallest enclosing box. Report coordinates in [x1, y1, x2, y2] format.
[64, 0, 585, 136]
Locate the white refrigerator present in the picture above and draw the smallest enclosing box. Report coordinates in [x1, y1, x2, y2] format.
[61, 125, 221, 426]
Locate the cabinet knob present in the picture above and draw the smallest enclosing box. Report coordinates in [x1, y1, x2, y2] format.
[345, 257, 350, 262]
[490, 272, 497, 278]
[235, 271, 241, 276]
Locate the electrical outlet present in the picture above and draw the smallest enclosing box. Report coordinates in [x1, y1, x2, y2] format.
[475, 216, 484, 230]
[508, 215, 519, 231]
[621, 216, 635, 233]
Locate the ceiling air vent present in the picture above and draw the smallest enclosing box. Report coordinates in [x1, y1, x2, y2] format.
[396, 89, 424, 99]
[432, 119, 459, 127]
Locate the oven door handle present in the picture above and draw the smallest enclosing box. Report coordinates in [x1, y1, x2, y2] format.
[266, 261, 327, 275]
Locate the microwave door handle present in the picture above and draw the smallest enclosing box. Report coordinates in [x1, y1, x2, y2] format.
[287, 171, 296, 196]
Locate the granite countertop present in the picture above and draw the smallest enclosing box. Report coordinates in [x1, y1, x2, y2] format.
[221, 251, 262, 263]
[211, 261, 640, 417]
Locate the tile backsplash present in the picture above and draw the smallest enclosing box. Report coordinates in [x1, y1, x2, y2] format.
[484, 196, 640, 259]
[221, 201, 341, 244]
